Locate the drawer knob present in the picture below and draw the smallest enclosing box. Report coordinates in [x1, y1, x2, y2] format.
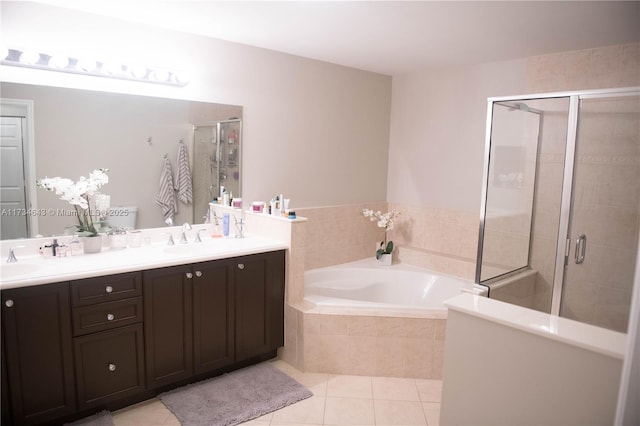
[186, 272, 193, 279]
[106, 313, 115, 321]
[108, 363, 116, 372]
[195, 270, 203, 278]
[105, 285, 113, 294]
[5, 299, 13, 308]
[237, 263, 245, 270]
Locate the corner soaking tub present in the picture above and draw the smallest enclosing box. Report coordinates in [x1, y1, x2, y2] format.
[304, 258, 474, 316]
[298, 258, 476, 378]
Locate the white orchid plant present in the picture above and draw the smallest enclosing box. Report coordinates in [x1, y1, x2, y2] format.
[362, 208, 400, 259]
[37, 168, 110, 236]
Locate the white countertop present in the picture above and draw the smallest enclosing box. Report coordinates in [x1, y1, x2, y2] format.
[0, 234, 288, 290]
[445, 293, 627, 359]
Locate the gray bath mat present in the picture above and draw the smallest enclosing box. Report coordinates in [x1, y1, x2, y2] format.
[64, 410, 113, 426]
[159, 362, 312, 426]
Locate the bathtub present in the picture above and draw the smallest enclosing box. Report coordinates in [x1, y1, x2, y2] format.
[296, 259, 476, 378]
[304, 258, 474, 316]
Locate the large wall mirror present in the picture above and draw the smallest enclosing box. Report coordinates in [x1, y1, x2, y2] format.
[0, 82, 242, 240]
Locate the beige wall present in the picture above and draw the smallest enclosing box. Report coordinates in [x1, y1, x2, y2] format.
[1, 2, 392, 214]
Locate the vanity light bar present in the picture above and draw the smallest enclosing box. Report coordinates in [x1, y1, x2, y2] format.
[0, 47, 189, 87]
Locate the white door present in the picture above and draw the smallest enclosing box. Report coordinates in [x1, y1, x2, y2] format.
[1, 116, 29, 239]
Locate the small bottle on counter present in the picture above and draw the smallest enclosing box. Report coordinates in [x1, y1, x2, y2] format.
[222, 213, 230, 237]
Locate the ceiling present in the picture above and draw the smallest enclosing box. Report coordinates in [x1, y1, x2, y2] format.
[33, 1, 640, 76]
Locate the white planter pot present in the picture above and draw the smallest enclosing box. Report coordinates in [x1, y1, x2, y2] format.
[377, 253, 392, 266]
[81, 235, 103, 254]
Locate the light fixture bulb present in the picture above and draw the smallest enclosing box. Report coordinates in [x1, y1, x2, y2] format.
[77, 57, 97, 72]
[104, 61, 123, 75]
[130, 65, 148, 79]
[48, 54, 69, 69]
[175, 71, 190, 85]
[19, 50, 40, 65]
[152, 69, 169, 82]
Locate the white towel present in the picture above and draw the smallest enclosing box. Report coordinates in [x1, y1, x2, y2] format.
[155, 157, 177, 221]
[175, 142, 193, 204]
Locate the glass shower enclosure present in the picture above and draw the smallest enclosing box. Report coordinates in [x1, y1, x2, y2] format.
[192, 118, 242, 223]
[476, 87, 640, 333]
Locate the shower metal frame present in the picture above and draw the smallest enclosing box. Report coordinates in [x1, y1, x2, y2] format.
[476, 86, 640, 316]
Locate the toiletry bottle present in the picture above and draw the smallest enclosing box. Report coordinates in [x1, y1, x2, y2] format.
[222, 213, 230, 237]
[211, 212, 222, 238]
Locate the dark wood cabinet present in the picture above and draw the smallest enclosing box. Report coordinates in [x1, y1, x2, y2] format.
[235, 251, 285, 361]
[1, 282, 76, 425]
[143, 264, 194, 389]
[74, 324, 145, 410]
[2, 249, 285, 425]
[70, 271, 146, 410]
[193, 259, 235, 374]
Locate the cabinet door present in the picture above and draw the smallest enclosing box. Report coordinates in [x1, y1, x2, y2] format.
[1, 283, 76, 425]
[143, 265, 193, 389]
[193, 260, 235, 374]
[74, 324, 145, 410]
[234, 251, 285, 361]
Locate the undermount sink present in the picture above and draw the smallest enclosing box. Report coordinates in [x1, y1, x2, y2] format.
[1, 263, 42, 278]
[163, 241, 223, 255]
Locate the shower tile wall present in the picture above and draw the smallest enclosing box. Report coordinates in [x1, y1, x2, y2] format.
[529, 105, 570, 313]
[527, 42, 640, 331]
[527, 42, 640, 93]
[562, 96, 640, 332]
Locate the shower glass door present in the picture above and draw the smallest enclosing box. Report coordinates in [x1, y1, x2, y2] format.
[559, 94, 640, 333]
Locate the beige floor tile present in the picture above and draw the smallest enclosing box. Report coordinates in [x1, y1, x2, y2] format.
[238, 420, 270, 426]
[423, 402, 441, 426]
[271, 395, 326, 424]
[112, 399, 174, 426]
[372, 377, 420, 401]
[324, 397, 375, 425]
[271, 358, 330, 395]
[415, 379, 443, 402]
[374, 400, 427, 425]
[326, 375, 373, 399]
[161, 416, 181, 426]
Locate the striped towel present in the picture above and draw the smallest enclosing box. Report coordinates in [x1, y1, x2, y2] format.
[175, 142, 193, 204]
[155, 157, 177, 221]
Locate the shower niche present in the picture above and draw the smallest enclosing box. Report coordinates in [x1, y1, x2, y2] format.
[476, 87, 640, 333]
[192, 118, 242, 223]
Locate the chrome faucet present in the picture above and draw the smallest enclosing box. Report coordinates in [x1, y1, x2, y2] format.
[180, 223, 192, 244]
[165, 232, 175, 246]
[6, 247, 20, 263]
[233, 216, 245, 239]
[195, 229, 206, 243]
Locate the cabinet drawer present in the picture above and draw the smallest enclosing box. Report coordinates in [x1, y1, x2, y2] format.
[73, 297, 143, 337]
[74, 324, 145, 410]
[71, 272, 142, 307]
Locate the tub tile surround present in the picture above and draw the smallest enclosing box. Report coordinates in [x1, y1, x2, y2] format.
[245, 201, 474, 378]
[297, 202, 479, 281]
[298, 312, 447, 379]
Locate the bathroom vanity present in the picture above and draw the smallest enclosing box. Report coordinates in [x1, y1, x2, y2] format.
[0, 237, 286, 425]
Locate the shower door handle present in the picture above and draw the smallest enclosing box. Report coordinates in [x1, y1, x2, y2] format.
[575, 234, 587, 264]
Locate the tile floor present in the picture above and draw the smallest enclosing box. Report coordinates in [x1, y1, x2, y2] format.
[111, 359, 442, 426]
